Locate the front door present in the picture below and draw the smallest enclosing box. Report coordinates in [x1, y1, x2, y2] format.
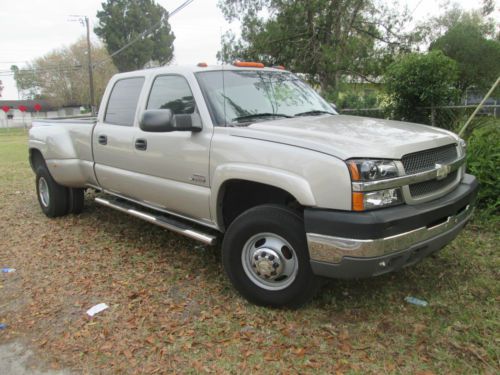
[129, 74, 213, 223]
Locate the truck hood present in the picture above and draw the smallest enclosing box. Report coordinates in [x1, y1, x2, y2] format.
[230, 115, 458, 160]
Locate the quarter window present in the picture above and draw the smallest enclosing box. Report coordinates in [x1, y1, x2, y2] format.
[147, 75, 195, 114]
[104, 77, 145, 126]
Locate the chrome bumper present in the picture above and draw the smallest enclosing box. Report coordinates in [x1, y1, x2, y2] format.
[307, 204, 473, 264]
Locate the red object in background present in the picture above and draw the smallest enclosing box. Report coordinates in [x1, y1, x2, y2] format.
[34, 103, 42, 112]
[18, 105, 27, 112]
[1, 105, 9, 113]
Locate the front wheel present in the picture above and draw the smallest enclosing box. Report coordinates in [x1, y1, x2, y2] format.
[222, 205, 319, 308]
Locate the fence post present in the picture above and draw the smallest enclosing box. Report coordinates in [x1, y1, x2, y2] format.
[431, 105, 436, 127]
[459, 76, 500, 137]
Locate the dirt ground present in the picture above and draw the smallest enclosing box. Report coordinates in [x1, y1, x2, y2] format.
[1, 129, 498, 374]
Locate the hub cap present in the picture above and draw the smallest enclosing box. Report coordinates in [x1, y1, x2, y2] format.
[242, 233, 298, 291]
[38, 177, 49, 208]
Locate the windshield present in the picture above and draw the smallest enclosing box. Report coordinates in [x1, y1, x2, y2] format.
[195, 70, 336, 126]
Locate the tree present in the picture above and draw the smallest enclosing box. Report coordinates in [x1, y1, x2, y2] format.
[11, 38, 117, 108]
[94, 0, 175, 72]
[217, 0, 415, 93]
[383, 51, 459, 123]
[430, 19, 500, 93]
[10, 65, 40, 100]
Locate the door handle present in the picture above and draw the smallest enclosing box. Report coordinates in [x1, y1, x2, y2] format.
[98, 135, 107, 145]
[135, 138, 147, 151]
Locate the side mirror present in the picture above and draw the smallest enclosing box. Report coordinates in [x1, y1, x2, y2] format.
[140, 109, 173, 132]
[140, 109, 202, 132]
[329, 102, 338, 111]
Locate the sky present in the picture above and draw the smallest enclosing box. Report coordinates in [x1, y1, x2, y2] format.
[0, 0, 495, 100]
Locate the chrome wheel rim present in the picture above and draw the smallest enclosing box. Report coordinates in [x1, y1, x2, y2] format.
[38, 177, 49, 208]
[241, 232, 298, 291]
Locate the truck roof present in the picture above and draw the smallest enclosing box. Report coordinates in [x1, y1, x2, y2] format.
[112, 64, 290, 80]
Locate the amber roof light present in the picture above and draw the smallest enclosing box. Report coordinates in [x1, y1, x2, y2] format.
[233, 60, 264, 68]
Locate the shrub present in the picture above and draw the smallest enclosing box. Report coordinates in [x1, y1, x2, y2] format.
[466, 121, 500, 220]
[383, 51, 459, 124]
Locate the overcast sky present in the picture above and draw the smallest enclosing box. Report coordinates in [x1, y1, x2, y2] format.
[0, 0, 495, 100]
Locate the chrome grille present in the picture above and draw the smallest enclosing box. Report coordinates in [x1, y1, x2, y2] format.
[409, 170, 458, 197]
[402, 144, 457, 174]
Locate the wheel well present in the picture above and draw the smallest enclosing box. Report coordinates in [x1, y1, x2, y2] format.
[218, 179, 301, 230]
[29, 149, 46, 172]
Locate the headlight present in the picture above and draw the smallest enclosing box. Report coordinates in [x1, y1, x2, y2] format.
[347, 159, 403, 211]
[353, 188, 403, 211]
[347, 159, 399, 181]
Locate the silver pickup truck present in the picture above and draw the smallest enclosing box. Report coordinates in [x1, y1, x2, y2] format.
[29, 63, 478, 307]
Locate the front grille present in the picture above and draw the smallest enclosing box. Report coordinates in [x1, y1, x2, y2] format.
[402, 144, 457, 174]
[409, 170, 458, 197]
[402, 144, 459, 199]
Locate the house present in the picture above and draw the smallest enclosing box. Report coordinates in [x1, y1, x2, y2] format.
[0, 99, 83, 128]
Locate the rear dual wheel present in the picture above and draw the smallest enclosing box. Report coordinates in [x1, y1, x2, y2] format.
[222, 205, 319, 308]
[35, 165, 84, 217]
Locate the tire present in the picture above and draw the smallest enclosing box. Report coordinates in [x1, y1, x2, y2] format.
[68, 188, 84, 214]
[35, 165, 69, 218]
[222, 204, 319, 308]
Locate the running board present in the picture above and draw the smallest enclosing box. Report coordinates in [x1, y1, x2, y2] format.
[94, 196, 217, 245]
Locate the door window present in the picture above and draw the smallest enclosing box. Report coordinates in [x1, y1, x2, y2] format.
[147, 75, 195, 114]
[104, 77, 145, 126]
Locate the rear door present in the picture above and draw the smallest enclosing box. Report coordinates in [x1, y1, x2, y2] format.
[93, 76, 145, 196]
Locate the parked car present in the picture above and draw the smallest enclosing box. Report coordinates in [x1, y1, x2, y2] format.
[29, 62, 478, 307]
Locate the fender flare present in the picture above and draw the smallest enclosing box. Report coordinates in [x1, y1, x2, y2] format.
[211, 163, 316, 229]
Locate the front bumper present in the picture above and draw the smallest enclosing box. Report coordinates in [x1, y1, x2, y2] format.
[305, 174, 478, 279]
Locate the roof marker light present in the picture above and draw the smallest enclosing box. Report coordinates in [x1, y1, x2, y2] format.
[233, 60, 264, 68]
[197, 62, 208, 67]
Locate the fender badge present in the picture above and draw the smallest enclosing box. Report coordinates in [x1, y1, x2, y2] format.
[190, 174, 206, 183]
[435, 163, 451, 180]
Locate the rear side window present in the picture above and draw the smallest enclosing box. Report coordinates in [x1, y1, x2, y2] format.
[104, 77, 145, 126]
[147, 75, 195, 114]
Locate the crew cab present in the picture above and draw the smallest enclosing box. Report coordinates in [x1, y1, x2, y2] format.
[28, 63, 478, 307]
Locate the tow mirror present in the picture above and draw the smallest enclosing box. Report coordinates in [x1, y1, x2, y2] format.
[140, 109, 202, 132]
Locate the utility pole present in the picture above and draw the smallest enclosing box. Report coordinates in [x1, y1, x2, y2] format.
[69, 15, 95, 115]
[84, 16, 96, 115]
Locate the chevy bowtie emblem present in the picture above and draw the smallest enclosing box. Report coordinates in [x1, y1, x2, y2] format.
[435, 163, 451, 180]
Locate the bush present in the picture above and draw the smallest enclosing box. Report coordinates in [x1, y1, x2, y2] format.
[383, 51, 459, 124]
[466, 121, 500, 220]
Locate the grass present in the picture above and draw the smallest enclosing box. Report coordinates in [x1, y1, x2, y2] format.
[0, 128, 498, 374]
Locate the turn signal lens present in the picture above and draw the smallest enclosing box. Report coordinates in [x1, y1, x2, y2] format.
[352, 192, 365, 211]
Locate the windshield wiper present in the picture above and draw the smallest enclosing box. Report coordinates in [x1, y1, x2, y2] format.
[231, 113, 292, 123]
[294, 110, 335, 117]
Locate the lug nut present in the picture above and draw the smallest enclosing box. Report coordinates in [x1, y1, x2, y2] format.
[271, 271, 277, 276]
[272, 263, 279, 268]
[254, 255, 259, 260]
[268, 255, 275, 261]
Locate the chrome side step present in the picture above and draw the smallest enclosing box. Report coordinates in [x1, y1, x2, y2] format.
[95, 196, 217, 245]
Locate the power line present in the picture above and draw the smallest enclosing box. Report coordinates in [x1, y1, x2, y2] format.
[410, 0, 425, 17]
[94, 0, 194, 68]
